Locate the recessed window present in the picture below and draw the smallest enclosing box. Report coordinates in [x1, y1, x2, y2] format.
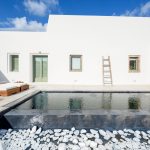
[70, 55, 82, 72]
[10, 55, 19, 72]
[129, 55, 140, 73]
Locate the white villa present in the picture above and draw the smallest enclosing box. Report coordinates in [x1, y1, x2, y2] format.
[0, 15, 150, 85]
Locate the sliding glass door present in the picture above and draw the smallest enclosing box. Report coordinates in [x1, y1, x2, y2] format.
[33, 55, 48, 82]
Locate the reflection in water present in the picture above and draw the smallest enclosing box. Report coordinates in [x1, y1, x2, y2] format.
[32, 92, 48, 110]
[14, 92, 150, 111]
[128, 96, 141, 110]
[102, 93, 112, 109]
[69, 98, 82, 112]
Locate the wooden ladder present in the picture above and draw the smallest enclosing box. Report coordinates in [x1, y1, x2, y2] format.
[102, 56, 113, 85]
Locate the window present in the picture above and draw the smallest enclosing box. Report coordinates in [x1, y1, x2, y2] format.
[129, 55, 140, 72]
[10, 55, 19, 72]
[70, 55, 82, 72]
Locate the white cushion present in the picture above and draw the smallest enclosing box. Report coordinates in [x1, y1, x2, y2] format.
[13, 83, 27, 87]
[0, 84, 17, 90]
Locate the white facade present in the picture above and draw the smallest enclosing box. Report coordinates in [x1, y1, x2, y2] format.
[0, 15, 150, 85]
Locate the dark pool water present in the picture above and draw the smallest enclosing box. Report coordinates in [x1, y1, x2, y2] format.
[14, 92, 150, 111]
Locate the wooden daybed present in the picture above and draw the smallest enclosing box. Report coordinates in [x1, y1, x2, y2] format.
[14, 83, 29, 92]
[0, 84, 20, 96]
[0, 83, 29, 96]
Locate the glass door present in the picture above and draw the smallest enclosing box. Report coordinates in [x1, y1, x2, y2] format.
[33, 55, 48, 82]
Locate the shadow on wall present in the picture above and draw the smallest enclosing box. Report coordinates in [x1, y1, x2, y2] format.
[0, 70, 9, 83]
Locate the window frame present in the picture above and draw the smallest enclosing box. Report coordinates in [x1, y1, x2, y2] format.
[70, 55, 82, 72]
[9, 54, 19, 72]
[128, 55, 140, 73]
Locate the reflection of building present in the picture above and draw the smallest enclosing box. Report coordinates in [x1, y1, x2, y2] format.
[128, 97, 141, 110]
[15, 92, 150, 111]
[0, 15, 150, 85]
[32, 93, 48, 109]
[102, 93, 112, 109]
[69, 98, 82, 112]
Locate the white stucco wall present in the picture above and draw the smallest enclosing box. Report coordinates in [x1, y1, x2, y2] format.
[0, 15, 150, 85]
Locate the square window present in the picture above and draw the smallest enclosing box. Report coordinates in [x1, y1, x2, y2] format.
[70, 55, 82, 71]
[129, 55, 140, 72]
[10, 55, 19, 72]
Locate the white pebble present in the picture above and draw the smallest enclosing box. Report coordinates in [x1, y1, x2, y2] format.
[74, 130, 80, 136]
[36, 128, 42, 134]
[80, 129, 86, 134]
[54, 129, 61, 133]
[90, 141, 97, 148]
[90, 129, 98, 135]
[31, 126, 37, 133]
[58, 143, 66, 150]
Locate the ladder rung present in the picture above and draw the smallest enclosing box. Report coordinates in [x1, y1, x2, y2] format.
[104, 77, 111, 78]
[103, 59, 109, 61]
[104, 71, 110, 72]
[103, 65, 110, 67]
[104, 82, 112, 84]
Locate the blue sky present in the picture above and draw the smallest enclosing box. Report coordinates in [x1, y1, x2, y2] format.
[0, 0, 150, 31]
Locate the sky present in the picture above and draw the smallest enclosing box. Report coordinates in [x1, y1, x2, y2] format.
[0, 0, 150, 31]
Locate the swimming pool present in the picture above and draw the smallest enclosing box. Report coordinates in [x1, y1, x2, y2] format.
[3, 92, 150, 129]
[7, 92, 150, 111]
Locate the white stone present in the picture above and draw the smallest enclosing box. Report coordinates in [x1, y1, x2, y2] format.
[31, 126, 37, 133]
[90, 141, 97, 148]
[63, 137, 69, 143]
[54, 129, 61, 133]
[133, 137, 140, 142]
[134, 133, 141, 139]
[90, 129, 98, 135]
[72, 139, 78, 144]
[106, 130, 115, 138]
[113, 130, 118, 135]
[95, 138, 103, 145]
[128, 129, 134, 134]
[99, 130, 106, 136]
[48, 130, 53, 134]
[58, 143, 66, 150]
[0, 141, 5, 150]
[71, 127, 75, 131]
[98, 144, 106, 150]
[53, 136, 59, 141]
[58, 136, 63, 142]
[143, 136, 148, 140]
[94, 133, 99, 138]
[47, 138, 50, 142]
[55, 132, 60, 137]
[86, 133, 93, 139]
[61, 131, 67, 136]
[74, 130, 80, 136]
[63, 129, 70, 134]
[79, 142, 86, 148]
[69, 131, 73, 135]
[8, 129, 12, 133]
[112, 138, 118, 143]
[104, 135, 110, 140]
[72, 145, 80, 150]
[80, 129, 86, 134]
[118, 130, 124, 135]
[36, 127, 42, 134]
[135, 130, 140, 135]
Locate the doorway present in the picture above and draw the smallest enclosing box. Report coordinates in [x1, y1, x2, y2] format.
[33, 55, 48, 82]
